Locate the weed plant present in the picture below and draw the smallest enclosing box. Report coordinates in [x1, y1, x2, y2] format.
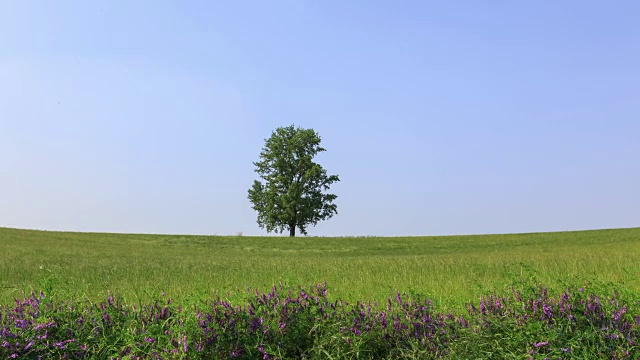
[1, 281, 638, 359]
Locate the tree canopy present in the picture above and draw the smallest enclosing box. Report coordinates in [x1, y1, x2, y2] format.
[248, 125, 340, 237]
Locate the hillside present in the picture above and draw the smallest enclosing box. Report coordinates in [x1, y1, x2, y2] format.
[1, 226, 639, 308]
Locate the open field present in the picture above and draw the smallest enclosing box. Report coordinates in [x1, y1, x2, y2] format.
[1, 227, 639, 309]
[2, 227, 640, 358]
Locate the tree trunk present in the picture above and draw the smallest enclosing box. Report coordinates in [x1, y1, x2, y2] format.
[289, 224, 296, 237]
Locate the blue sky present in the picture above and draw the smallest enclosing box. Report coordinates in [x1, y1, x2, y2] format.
[1, 1, 638, 236]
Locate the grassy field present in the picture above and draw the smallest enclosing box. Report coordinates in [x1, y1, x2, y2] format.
[1, 226, 639, 310]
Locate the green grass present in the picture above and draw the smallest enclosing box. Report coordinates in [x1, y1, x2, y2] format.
[1, 227, 639, 310]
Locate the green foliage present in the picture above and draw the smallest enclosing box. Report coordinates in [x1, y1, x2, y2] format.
[2, 282, 639, 359]
[248, 125, 340, 236]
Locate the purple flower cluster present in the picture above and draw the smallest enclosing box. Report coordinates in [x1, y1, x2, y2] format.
[467, 286, 639, 358]
[0, 292, 85, 359]
[1, 283, 639, 359]
[193, 283, 457, 358]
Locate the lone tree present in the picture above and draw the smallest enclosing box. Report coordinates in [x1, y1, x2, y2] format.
[248, 125, 340, 237]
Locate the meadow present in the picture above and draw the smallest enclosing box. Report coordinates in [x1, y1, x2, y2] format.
[1, 226, 639, 309]
[2, 227, 640, 358]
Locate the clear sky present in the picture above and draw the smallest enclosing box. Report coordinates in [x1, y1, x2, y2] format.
[1, 1, 638, 236]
